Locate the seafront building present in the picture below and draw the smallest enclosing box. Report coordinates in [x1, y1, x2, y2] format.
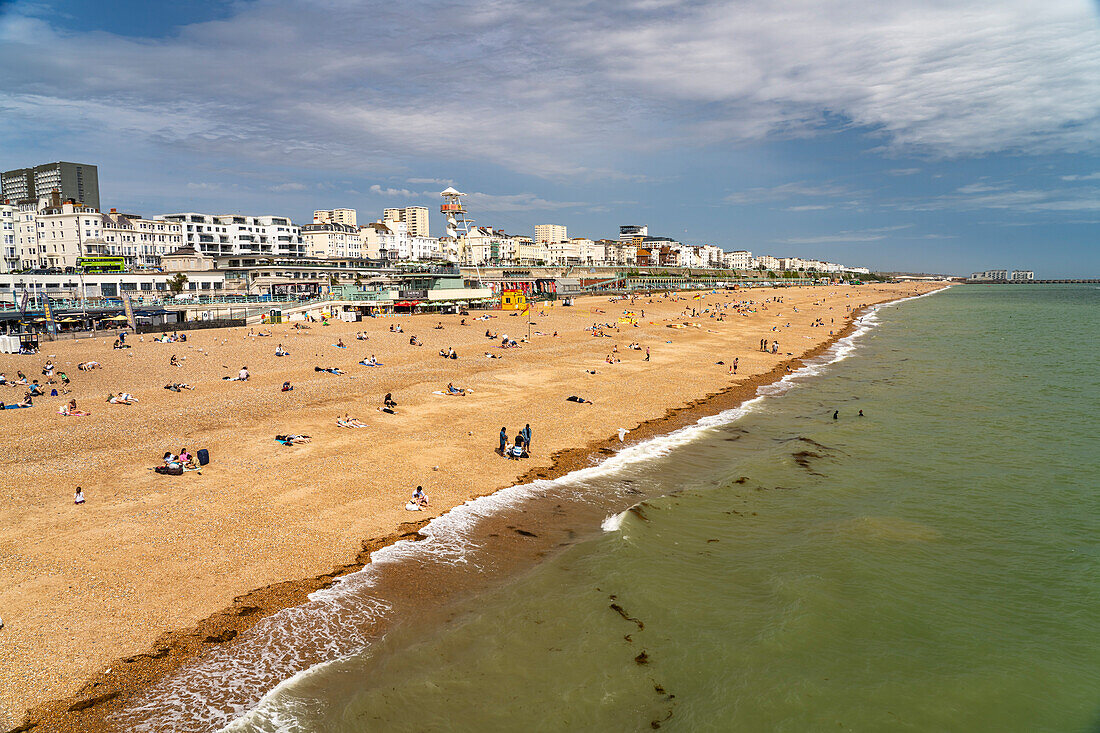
[156, 213, 306, 258]
[1011, 270, 1035, 281]
[2, 161, 101, 210]
[313, 208, 357, 226]
[534, 224, 568, 244]
[382, 206, 431, 237]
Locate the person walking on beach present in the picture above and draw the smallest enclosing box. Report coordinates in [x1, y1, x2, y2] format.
[522, 423, 532, 452]
[644, 346, 650, 362]
[499, 427, 508, 455]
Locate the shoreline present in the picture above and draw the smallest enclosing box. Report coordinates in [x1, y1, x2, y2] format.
[10, 295, 908, 733]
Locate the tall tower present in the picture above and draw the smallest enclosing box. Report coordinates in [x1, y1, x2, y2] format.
[440, 187, 472, 239]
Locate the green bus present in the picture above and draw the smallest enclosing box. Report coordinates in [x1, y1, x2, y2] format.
[76, 256, 126, 273]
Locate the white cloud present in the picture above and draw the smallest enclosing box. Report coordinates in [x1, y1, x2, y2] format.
[368, 185, 419, 198]
[726, 181, 859, 204]
[778, 224, 913, 244]
[269, 182, 306, 192]
[407, 177, 455, 186]
[0, 0, 1096, 187]
[1061, 172, 1100, 181]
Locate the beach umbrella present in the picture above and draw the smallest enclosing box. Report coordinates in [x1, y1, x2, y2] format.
[59, 317, 79, 323]
[105, 315, 129, 321]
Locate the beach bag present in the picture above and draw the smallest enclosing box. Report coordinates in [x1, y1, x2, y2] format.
[197, 449, 209, 466]
[50, 389, 58, 396]
[166, 465, 184, 476]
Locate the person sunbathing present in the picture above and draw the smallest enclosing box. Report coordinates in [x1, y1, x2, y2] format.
[409, 335, 421, 346]
[164, 383, 194, 391]
[107, 393, 137, 405]
[337, 414, 368, 428]
[275, 344, 289, 356]
[170, 354, 182, 367]
[336, 339, 346, 348]
[360, 355, 379, 366]
[356, 331, 369, 340]
[78, 361, 100, 371]
[14, 371, 27, 384]
[28, 382, 45, 396]
[15, 393, 33, 408]
[314, 366, 345, 375]
[275, 434, 311, 445]
[282, 381, 293, 391]
[484, 352, 502, 359]
[434, 322, 444, 330]
[446, 382, 467, 396]
[566, 395, 593, 404]
[0, 373, 6, 385]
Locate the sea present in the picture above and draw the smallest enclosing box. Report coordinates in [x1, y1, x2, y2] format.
[114, 284, 1100, 732]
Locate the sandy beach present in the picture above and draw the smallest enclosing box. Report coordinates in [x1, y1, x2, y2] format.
[0, 282, 943, 731]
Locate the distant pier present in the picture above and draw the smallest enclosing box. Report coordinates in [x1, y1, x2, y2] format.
[965, 279, 1099, 284]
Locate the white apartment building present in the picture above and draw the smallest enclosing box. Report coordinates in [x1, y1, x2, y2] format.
[157, 213, 305, 258]
[1, 203, 17, 272]
[302, 222, 362, 258]
[98, 210, 184, 268]
[314, 208, 357, 226]
[534, 224, 568, 244]
[382, 206, 430, 238]
[14, 197, 102, 270]
[1010, 270, 1035, 280]
[722, 250, 752, 270]
[602, 241, 637, 266]
[752, 255, 780, 271]
[360, 220, 442, 262]
[8, 199, 184, 271]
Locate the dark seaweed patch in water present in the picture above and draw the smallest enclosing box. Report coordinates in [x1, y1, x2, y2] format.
[610, 603, 645, 630]
[514, 528, 538, 538]
[733, 476, 749, 484]
[635, 651, 649, 665]
[628, 504, 650, 521]
[792, 450, 826, 475]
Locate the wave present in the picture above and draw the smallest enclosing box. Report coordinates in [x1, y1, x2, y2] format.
[115, 293, 923, 732]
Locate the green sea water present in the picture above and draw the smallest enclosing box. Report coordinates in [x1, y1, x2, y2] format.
[132, 285, 1100, 732]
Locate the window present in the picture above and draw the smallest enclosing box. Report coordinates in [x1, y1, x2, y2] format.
[140, 282, 152, 291]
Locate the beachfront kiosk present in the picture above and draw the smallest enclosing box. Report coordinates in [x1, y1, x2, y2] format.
[500, 289, 527, 311]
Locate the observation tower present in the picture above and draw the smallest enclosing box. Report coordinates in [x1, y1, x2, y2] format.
[440, 187, 472, 239]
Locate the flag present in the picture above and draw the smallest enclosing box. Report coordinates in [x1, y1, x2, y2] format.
[122, 290, 137, 331]
[42, 294, 58, 335]
[17, 287, 29, 317]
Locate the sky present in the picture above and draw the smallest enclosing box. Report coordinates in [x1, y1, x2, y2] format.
[1, 0, 1098, 276]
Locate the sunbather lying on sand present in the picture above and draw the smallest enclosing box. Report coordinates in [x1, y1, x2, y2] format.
[107, 393, 137, 404]
[446, 382, 467, 396]
[336, 414, 368, 428]
[275, 434, 311, 445]
[315, 366, 345, 375]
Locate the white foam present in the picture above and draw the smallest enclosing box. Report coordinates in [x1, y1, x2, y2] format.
[119, 287, 942, 732]
[601, 510, 628, 532]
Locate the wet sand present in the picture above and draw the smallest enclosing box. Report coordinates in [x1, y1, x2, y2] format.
[0, 282, 944, 731]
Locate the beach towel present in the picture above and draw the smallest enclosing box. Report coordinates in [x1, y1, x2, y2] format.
[332, 344, 347, 348]
[3, 404, 30, 409]
[359, 361, 384, 367]
[433, 389, 473, 396]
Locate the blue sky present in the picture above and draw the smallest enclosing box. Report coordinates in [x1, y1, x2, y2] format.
[1, 0, 1098, 276]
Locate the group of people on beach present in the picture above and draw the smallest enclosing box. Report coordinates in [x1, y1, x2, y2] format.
[499, 424, 532, 459]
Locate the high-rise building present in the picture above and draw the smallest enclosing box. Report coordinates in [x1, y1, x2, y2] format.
[314, 208, 357, 226]
[619, 224, 648, 242]
[534, 224, 568, 244]
[382, 206, 430, 237]
[2, 162, 100, 210]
